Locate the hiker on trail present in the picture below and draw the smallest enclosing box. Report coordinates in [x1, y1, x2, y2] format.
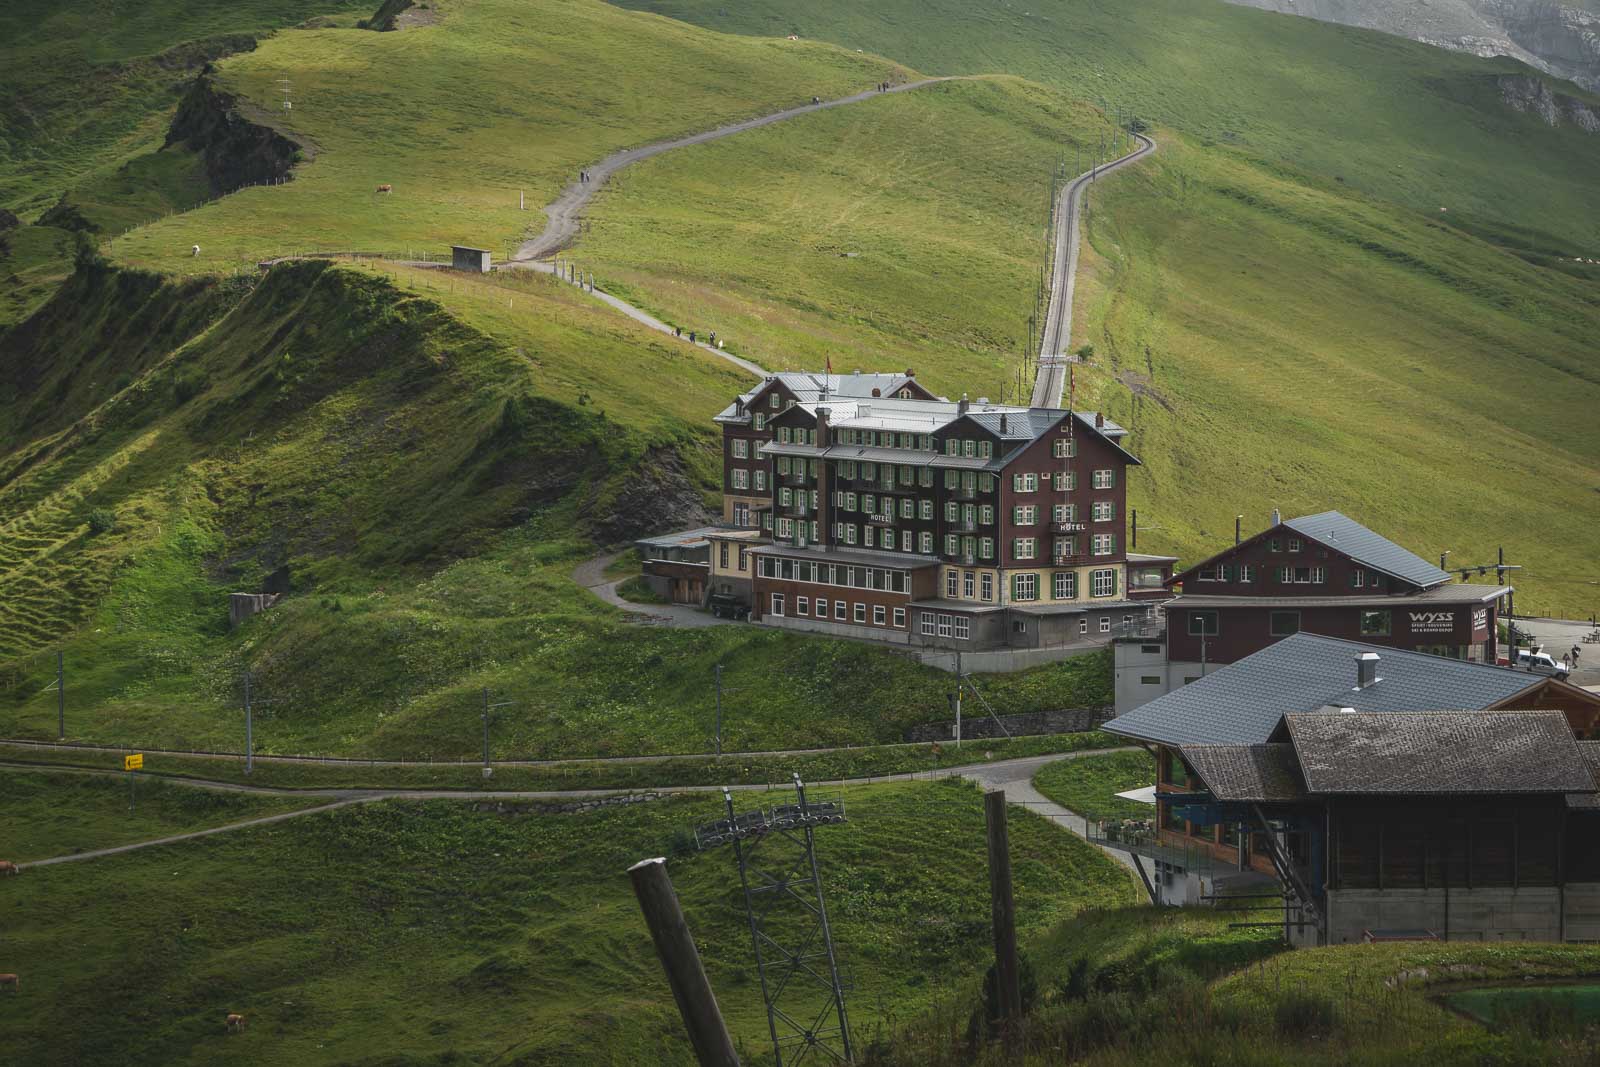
[673, 326, 680, 338]
[709, 331, 717, 347]
[689, 331, 696, 344]
[812, 96, 820, 105]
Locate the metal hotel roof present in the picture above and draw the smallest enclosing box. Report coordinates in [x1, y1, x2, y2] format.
[1285, 710, 1593, 795]
[1282, 511, 1453, 588]
[1101, 632, 1543, 747]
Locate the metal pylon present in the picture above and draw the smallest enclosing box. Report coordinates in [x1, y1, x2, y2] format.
[719, 778, 853, 1064]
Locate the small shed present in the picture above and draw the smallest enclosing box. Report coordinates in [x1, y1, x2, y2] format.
[451, 246, 491, 273]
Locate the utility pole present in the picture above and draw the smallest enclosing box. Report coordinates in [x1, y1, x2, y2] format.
[955, 649, 964, 747]
[984, 790, 1023, 1038]
[41, 652, 65, 740]
[714, 664, 723, 757]
[244, 670, 254, 775]
[627, 858, 741, 1067]
[1235, 515, 1243, 546]
[482, 689, 515, 774]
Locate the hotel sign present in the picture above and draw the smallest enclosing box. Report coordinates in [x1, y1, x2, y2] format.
[1409, 610, 1458, 635]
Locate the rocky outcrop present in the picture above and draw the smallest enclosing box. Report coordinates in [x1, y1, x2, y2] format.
[1499, 72, 1600, 129]
[1225, 0, 1600, 92]
[588, 445, 715, 545]
[366, 0, 415, 30]
[165, 75, 306, 197]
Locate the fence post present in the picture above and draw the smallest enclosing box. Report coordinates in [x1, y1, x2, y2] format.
[628, 858, 741, 1066]
[985, 789, 1023, 1036]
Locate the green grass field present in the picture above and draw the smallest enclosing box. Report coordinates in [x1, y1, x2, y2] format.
[0, 777, 1137, 1065]
[0, 768, 322, 862]
[1032, 750, 1153, 820]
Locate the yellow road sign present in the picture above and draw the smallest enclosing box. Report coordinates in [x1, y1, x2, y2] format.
[123, 754, 143, 771]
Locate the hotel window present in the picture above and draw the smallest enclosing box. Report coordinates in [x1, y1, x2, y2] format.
[1053, 503, 1077, 523]
[732, 439, 749, 459]
[1091, 569, 1117, 597]
[862, 462, 877, 480]
[738, 548, 748, 572]
[1052, 438, 1077, 459]
[770, 393, 781, 409]
[855, 603, 867, 623]
[979, 441, 993, 459]
[873, 605, 886, 626]
[1270, 610, 1300, 637]
[863, 494, 876, 514]
[1287, 538, 1302, 552]
[1091, 534, 1115, 556]
[900, 465, 915, 485]
[921, 499, 934, 520]
[1054, 471, 1077, 492]
[964, 571, 976, 598]
[1012, 573, 1039, 601]
[900, 498, 914, 518]
[1188, 610, 1219, 636]
[754, 469, 767, 491]
[778, 429, 790, 447]
[1360, 609, 1391, 636]
[1079, 618, 1090, 635]
[954, 616, 970, 640]
[776, 518, 791, 538]
[797, 596, 809, 615]
[1092, 469, 1116, 489]
[835, 601, 847, 621]
[980, 505, 995, 525]
[846, 493, 857, 511]
[763, 512, 773, 531]
[1100, 617, 1112, 633]
[863, 526, 875, 548]
[1091, 501, 1116, 522]
[938, 614, 953, 638]
[719, 543, 729, 568]
[919, 468, 933, 487]
[771, 593, 785, 616]
[1013, 505, 1037, 525]
[963, 440, 976, 458]
[732, 469, 749, 489]
[947, 570, 960, 598]
[981, 573, 994, 601]
[944, 469, 959, 490]
[920, 531, 934, 554]
[1054, 571, 1077, 600]
[753, 413, 766, 431]
[1012, 473, 1038, 492]
[845, 526, 857, 545]
[1014, 538, 1037, 560]
[946, 501, 959, 522]
[1311, 566, 1326, 584]
[816, 598, 828, 617]
[921, 612, 937, 636]
[979, 538, 995, 560]
[1240, 565, 1255, 583]
[842, 461, 857, 479]
[779, 487, 792, 506]
[980, 474, 995, 493]
[1352, 570, 1365, 588]
[901, 530, 913, 552]
[945, 535, 960, 555]
[894, 607, 906, 628]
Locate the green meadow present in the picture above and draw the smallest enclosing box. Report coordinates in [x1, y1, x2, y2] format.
[1032, 749, 1154, 820]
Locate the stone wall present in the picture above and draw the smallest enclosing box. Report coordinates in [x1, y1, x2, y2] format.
[903, 707, 1109, 743]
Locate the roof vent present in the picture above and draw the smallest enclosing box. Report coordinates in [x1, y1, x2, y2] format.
[1338, 706, 1356, 714]
[999, 414, 1009, 434]
[977, 397, 990, 406]
[1271, 507, 1281, 526]
[1355, 652, 1381, 690]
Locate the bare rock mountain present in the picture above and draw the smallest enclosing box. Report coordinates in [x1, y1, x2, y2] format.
[1227, 0, 1600, 92]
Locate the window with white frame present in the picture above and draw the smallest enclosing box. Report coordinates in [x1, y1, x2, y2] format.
[863, 526, 875, 548]
[854, 602, 866, 623]
[921, 612, 936, 636]
[1014, 538, 1037, 560]
[732, 469, 749, 489]
[1091, 569, 1116, 597]
[1287, 537, 1302, 552]
[920, 531, 934, 554]
[893, 607, 906, 627]
[945, 501, 959, 522]
[1240, 565, 1255, 583]
[771, 593, 785, 615]
[1100, 616, 1112, 633]
[945, 535, 960, 556]
[901, 530, 913, 552]
[980, 474, 995, 493]
[835, 601, 847, 621]
[980, 538, 995, 560]
[1092, 469, 1116, 489]
[796, 596, 809, 615]
[964, 571, 976, 598]
[1053, 503, 1076, 523]
[1054, 571, 1076, 600]
[1079, 618, 1089, 634]
[900, 497, 914, 518]
[1311, 566, 1326, 584]
[981, 573, 994, 601]
[873, 605, 886, 625]
[953, 616, 970, 640]
[963, 440, 976, 458]
[980, 505, 994, 525]
[946, 570, 960, 598]
[937, 614, 953, 638]
[733, 439, 749, 459]
[816, 598, 828, 617]
[753, 413, 766, 431]
[845, 525, 857, 545]
[1014, 505, 1037, 525]
[1012, 472, 1039, 492]
[920, 499, 934, 520]
[769, 393, 781, 409]
[1054, 471, 1077, 492]
[1012, 573, 1039, 601]
[1091, 534, 1115, 556]
[1091, 501, 1116, 522]
[1052, 437, 1078, 459]
[754, 469, 767, 491]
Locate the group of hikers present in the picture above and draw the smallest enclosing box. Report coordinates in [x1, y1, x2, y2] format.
[672, 326, 723, 350]
[578, 169, 593, 183]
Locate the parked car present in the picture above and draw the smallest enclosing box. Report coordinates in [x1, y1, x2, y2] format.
[708, 594, 749, 620]
[1514, 648, 1571, 677]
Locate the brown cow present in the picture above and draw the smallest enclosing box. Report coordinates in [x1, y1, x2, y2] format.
[225, 1013, 245, 1032]
[375, 184, 393, 194]
[0, 975, 18, 992]
[0, 861, 18, 876]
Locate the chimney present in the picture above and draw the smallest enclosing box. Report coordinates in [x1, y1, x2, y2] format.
[1095, 413, 1105, 428]
[999, 413, 1008, 434]
[958, 393, 970, 416]
[1271, 507, 1281, 527]
[1355, 652, 1381, 690]
[871, 387, 881, 397]
[735, 397, 745, 416]
[905, 367, 915, 377]
[816, 406, 830, 446]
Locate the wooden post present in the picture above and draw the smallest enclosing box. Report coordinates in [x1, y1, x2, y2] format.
[628, 858, 741, 1067]
[984, 790, 1023, 1030]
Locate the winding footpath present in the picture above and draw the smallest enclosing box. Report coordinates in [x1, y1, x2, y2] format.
[1033, 132, 1156, 407]
[4, 746, 1139, 871]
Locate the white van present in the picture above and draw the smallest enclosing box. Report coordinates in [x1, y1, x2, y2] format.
[1514, 648, 1571, 677]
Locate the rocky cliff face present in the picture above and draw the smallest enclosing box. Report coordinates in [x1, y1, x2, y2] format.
[165, 75, 307, 196]
[1499, 71, 1600, 128]
[1226, 0, 1600, 92]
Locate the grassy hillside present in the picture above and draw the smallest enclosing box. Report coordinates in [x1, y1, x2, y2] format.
[579, 75, 1119, 401]
[1032, 750, 1153, 819]
[102, 0, 911, 276]
[0, 257, 1110, 758]
[614, 0, 1600, 251]
[0, 778, 1137, 1065]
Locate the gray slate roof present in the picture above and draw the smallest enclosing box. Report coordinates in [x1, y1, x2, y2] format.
[1282, 511, 1452, 588]
[1570, 742, 1600, 809]
[1102, 632, 1543, 747]
[1179, 744, 1309, 801]
[1285, 709, 1592, 794]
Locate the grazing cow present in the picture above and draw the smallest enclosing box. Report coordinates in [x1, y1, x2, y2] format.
[225, 1013, 245, 1032]
[0, 975, 18, 992]
[0, 861, 18, 876]
[375, 184, 393, 194]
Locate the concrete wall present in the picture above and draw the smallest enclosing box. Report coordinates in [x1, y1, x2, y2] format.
[1324, 887, 1563, 945]
[1112, 638, 1206, 713]
[912, 640, 1107, 674]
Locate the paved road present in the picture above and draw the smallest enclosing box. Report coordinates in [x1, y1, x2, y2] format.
[572, 550, 733, 628]
[1032, 132, 1157, 408]
[1508, 615, 1600, 686]
[4, 746, 1134, 869]
[512, 78, 955, 262]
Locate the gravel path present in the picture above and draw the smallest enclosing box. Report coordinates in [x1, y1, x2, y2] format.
[572, 550, 734, 628]
[512, 78, 955, 262]
[1032, 132, 1156, 407]
[5, 746, 1134, 869]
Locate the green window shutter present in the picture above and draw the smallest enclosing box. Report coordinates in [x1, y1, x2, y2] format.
[1111, 569, 1120, 596]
